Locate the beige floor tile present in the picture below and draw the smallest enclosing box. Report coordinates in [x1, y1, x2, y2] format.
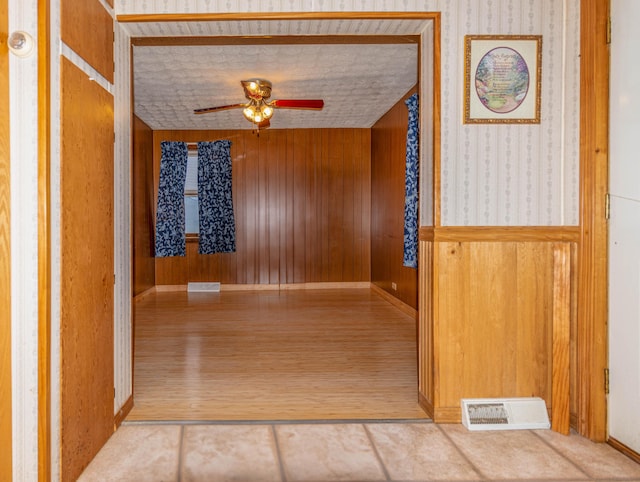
[366, 422, 482, 481]
[441, 425, 590, 480]
[77, 425, 181, 482]
[181, 424, 282, 482]
[535, 430, 640, 479]
[276, 423, 387, 481]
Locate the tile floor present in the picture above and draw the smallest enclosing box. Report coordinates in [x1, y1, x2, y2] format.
[78, 420, 640, 482]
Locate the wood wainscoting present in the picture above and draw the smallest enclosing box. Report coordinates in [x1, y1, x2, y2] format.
[418, 226, 579, 433]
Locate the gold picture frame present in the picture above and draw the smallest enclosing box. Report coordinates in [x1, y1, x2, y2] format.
[464, 35, 542, 124]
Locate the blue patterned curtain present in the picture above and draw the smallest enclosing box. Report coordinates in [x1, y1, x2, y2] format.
[403, 93, 419, 268]
[155, 141, 188, 257]
[197, 140, 236, 254]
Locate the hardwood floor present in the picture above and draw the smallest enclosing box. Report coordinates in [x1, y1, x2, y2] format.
[127, 288, 428, 421]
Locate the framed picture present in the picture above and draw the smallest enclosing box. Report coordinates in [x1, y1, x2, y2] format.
[464, 35, 542, 124]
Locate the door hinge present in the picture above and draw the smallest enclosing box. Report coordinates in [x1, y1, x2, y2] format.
[605, 193, 610, 220]
[604, 368, 610, 394]
[606, 16, 611, 45]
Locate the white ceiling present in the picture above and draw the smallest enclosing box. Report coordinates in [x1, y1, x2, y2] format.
[126, 18, 429, 130]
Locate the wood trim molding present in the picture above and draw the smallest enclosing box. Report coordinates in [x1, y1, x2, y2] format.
[370, 283, 418, 320]
[608, 437, 640, 465]
[0, 0, 12, 478]
[432, 14, 442, 227]
[420, 226, 580, 242]
[114, 395, 133, 429]
[418, 392, 434, 419]
[577, 0, 609, 442]
[38, 0, 51, 479]
[552, 243, 571, 434]
[117, 11, 440, 23]
[132, 35, 420, 47]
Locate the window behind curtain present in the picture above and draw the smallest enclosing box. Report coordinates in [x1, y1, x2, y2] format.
[184, 150, 199, 234]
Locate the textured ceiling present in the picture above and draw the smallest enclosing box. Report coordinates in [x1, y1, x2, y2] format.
[127, 18, 428, 130]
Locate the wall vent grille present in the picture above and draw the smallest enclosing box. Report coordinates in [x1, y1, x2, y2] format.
[461, 397, 550, 431]
[187, 282, 221, 293]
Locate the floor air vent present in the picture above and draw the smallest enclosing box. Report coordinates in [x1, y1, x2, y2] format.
[187, 282, 221, 293]
[461, 397, 550, 431]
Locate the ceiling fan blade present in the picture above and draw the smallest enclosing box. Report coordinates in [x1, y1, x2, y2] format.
[194, 103, 246, 115]
[271, 99, 324, 110]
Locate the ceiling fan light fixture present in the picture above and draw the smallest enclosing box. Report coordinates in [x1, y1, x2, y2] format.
[261, 104, 274, 120]
[195, 78, 323, 129]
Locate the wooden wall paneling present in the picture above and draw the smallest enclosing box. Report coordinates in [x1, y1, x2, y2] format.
[155, 251, 189, 285]
[552, 242, 571, 434]
[304, 129, 319, 283]
[318, 129, 330, 282]
[61, 0, 114, 83]
[432, 236, 574, 424]
[280, 130, 293, 283]
[328, 129, 344, 282]
[231, 132, 246, 284]
[243, 131, 260, 284]
[149, 128, 372, 287]
[187, 240, 220, 282]
[370, 89, 418, 309]
[418, 240, 434, 416]
[467, 243, 518, 397]
[570, 243, 579, 424]
[291, 130, 307, 283]
[0, 0, 12, 474]
[60, 57, 114, 481]
[267, 130, 284, 284]
[514, 243, 553, 398]
[341, 129, 356, 282]
[433, 241, 467, 418]
[256, 130, 270, 284]
[132, 116, 155, 295]
[358, 129, 372, 282]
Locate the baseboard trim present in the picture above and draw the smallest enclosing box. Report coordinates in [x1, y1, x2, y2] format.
[133, 286, 156, 302]
[418, 392, 434, 418]
[608, 437, 640, 465]
[370, 283, 418, 319]
[220, 282, 371, 291]
[155, 284, 187, 292]
[433, 406, 461, 424]
[114, 395, 134, 429]
[151, 282, 372, 292]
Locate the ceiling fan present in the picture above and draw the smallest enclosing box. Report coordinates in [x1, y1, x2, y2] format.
[194, 79, 324, 129]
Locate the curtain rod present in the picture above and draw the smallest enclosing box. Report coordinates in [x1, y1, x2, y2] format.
[184, 138, 238, 149]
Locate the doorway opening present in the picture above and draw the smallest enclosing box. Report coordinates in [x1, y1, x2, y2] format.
[122, 16, 434, 420]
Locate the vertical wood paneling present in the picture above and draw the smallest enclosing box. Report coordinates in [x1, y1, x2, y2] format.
[61, 0, 114, 83]
[286, 129, 309, 283]
[418, 240, 434, 416]
[515, 243, 553, 397]
[0, 0, 12, 475]
[60, 58, 114, 481]
[342, 129, 356, 282]
[432, 239, 574, 422]
[151, 129, 371, 287]
[552, 243, 571, 434]
[371, 88, 418, 309]
[132, 116, 155, 295]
